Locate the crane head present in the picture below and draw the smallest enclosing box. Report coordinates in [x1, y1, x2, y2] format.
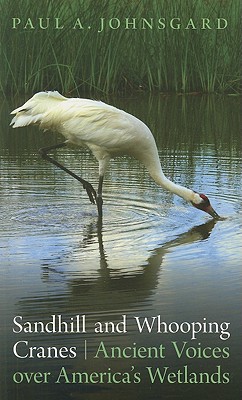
[191, 193, 220, 219]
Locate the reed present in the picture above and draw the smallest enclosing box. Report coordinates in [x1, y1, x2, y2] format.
[0, 0, 241, 95]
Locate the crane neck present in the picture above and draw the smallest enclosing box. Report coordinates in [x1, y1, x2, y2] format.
[154, 173, 194, 202]
[144, 155, 195, 203]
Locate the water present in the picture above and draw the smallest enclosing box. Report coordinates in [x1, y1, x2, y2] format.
[1, 94, 241, 400]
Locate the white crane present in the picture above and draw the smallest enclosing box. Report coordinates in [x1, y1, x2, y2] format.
[10, 91, 220, 220]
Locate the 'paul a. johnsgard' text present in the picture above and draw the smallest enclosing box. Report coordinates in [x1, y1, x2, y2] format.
[53, 365, 229, 384]
[11, 17, 228, 31]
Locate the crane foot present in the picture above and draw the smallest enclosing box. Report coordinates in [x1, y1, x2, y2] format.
[82, 181, 97, 205]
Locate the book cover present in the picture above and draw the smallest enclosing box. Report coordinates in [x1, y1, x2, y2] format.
[0, 1, 241, 400]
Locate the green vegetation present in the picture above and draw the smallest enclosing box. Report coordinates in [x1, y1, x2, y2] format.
[0, 0, 241, 95]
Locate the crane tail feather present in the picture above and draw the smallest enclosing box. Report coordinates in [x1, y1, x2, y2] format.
[10, 113, 43, 128]
[10, 91, 67, 128]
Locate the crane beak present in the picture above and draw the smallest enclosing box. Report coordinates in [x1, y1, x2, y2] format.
[206, 205, 220, 220]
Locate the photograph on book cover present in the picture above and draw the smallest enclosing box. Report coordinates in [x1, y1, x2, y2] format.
[0, 1, 241, 399]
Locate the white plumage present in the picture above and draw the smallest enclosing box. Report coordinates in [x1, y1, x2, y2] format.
[10, 91, 219, 219]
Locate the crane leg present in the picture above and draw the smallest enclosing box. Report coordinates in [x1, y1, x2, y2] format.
[97, 175, 104, 220]
[39, 142, 97, 205]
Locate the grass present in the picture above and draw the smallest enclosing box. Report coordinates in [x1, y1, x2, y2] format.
[0, 0, 241, 96]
